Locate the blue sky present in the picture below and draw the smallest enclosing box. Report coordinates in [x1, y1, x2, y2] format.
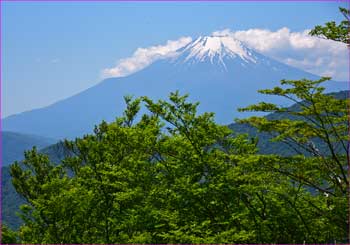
[2, 1, 348, 117]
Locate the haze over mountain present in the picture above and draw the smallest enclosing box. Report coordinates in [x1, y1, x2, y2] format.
[3, 35, 347, 139]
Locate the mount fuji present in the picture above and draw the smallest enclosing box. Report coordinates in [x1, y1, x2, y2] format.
[3, 35, 347, 139]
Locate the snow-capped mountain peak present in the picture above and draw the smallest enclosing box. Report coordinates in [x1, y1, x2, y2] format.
[175, 35, 257, 66]
[5, 31, 346, 139]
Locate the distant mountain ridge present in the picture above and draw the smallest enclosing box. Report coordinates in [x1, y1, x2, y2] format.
[1, 131, 56, 166]
[3, 35, 347, 139]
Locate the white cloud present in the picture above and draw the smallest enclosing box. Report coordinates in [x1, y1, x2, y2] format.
[103, 28, 348, 81]
[102, 37, 192, 78]
[213, 28, 348, 81]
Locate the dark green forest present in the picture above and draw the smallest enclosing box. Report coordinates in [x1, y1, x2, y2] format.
[1, 7, 349, 244]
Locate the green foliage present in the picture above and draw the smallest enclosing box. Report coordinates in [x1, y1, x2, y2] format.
[238, 77, 348, 241]
[9, 89, 347, 243]
[1, 225, 19, 244]
[309, 7, 350, 43]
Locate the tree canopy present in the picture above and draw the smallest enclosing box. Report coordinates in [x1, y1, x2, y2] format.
[4, 85, 348, 243]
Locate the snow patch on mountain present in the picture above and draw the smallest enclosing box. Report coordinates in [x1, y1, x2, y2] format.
[172, 35, 258, 68]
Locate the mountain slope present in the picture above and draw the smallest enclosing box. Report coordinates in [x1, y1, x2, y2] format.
[2, 131, 56, 166]
[3, 35, 347, 139]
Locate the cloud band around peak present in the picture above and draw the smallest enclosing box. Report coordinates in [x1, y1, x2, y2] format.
[103, 28, 347, 81]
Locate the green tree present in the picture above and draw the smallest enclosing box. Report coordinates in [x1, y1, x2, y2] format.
[238, 77, 348, 242]
[309, 6, 350, 242]
[309, 7, 349, 43]
[1, 225, 18, 244]
[9, 92, 343, 243]
[11, 96, 162, 243]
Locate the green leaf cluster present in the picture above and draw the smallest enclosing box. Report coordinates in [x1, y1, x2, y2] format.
[309, 7, 350, 44]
